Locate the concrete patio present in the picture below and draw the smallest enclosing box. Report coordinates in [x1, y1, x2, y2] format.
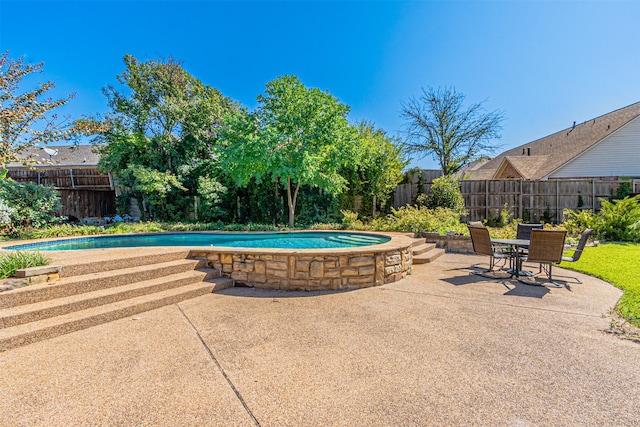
[1, 252, 638, 426]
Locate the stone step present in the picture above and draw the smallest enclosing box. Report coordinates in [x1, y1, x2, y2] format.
[413, 248, 446, 264]
[0, 258, 207, 309]
[0, 269, 220, 329]
[411, 237, 426, 246]
[0, 281, 220, 352]
[412, 242, 436, 256]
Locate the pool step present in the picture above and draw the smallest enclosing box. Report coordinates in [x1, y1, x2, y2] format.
[411, 238, 445, 264]
[0, 250, 233, 352]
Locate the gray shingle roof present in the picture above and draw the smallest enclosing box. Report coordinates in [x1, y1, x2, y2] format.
[7, 145, 101, 168]
[470, 101, 640, 180]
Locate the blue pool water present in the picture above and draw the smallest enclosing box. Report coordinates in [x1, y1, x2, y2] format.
[4, 232, 390, 251]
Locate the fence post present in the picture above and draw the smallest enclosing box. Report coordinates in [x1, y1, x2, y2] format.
[518, 179, 523, 219]
[556, 178, 560, 224]
[485, 179, 489, 220]
[592, 179, 596, 213]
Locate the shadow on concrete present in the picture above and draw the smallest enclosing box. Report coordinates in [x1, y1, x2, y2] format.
[502, 280, 550, 298]
[216, 287, 355, 299]
[439, 269, 552, 299]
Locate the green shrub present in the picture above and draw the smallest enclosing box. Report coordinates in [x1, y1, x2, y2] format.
[22, 224, 103, 239]
[0, 180, 63, 236]
[426, 175, 464, 211]
[563, 208, 597, 236]
[367, 205, 467, 235]
[341, 210, 363, 230]
[486, 203, 513, 227]
[0, 199, 14, 225]
[0, 250, 50, 279]
[565, 195, 640, 242]
[598, 195, 640, 242]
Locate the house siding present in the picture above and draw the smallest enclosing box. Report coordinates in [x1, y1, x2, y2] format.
[549, 116, 640, 179]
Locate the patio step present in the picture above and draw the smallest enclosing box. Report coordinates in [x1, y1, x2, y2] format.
[0, 258, 208, 309]
[57, 249, 192, 278]
[0, 280, 228, 352]
[0, 250, 233, 352]
[413, 245, 445, 264]
[0, 269, 219, 329]
[412, 242, 436, 256]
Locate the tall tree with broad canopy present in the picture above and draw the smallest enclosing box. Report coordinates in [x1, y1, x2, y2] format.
[221, 75, 360, 228]
[0, 51, 77, 177]
[401, 86, 504, 175]
[342, 121, 408, 217]
[88, 54, 237, 220]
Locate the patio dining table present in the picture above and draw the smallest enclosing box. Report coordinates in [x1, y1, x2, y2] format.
[491, 238, 531, 278]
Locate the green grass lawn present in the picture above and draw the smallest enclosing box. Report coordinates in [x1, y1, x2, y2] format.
[561, 243, 640, 327]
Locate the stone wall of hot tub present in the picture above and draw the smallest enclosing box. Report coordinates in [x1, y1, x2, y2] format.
[189, 242, 412, 291]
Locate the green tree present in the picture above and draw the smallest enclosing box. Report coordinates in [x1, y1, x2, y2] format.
[0, 51, 77, 175]
[342, 121, 408, 217]
[89, 54, 237, 220]
[220, 75, 359, 228]
[401, 86, 503, 175]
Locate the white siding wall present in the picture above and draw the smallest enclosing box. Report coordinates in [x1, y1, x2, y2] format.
[549, 116, 640, 179]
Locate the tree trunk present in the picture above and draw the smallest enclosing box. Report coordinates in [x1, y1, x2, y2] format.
[286, 177, 300, 228]
[372, 194, 377, 218]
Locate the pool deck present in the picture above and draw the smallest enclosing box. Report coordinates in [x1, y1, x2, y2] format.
[1, 252, 639, 426]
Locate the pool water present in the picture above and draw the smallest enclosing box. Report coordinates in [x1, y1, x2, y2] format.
[4, 232, 390, 251]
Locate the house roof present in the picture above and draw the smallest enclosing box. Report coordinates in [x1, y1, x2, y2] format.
[469, 101, 640, 180]
[6, 145, 101, 168]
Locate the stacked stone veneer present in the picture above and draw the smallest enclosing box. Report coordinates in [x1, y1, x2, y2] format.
[189, 234, 413, 291]
[421, 232, 474, 254]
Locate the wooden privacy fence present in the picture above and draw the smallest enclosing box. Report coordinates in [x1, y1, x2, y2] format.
[394, 177, 629, 223]
[6, 167, 116, 219]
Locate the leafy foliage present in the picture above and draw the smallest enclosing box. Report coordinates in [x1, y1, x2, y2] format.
[0, 250, 50, 279]
[564, 195, 640, 242]
[0, 51, 78, 171]
[340, 121, 408, 218]
[0, 180, 62, 236]
[425, 175, 465, 211]
[401, 86, 503, 175]
[342, 206, 467, 235]
[220, 75, 360, 227]
[197, 176, 227, 222]
[0, 198, 15, 225]
[89, 54, 236, 220]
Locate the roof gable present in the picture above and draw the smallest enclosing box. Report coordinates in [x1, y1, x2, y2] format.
[471, 101, 640, 180]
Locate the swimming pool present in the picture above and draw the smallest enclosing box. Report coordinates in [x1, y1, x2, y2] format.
[4, 231, 390, 251]
[3, 231, 413, 291]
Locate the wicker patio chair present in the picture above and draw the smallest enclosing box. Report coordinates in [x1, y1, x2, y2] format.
[468, 225, 512, 277]
[521, 229, 567, 286]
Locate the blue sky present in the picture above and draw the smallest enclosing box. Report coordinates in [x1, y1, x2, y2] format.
[1, 0, 639, 170]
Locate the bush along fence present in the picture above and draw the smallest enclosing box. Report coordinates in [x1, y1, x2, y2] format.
[394, 175, 637, 223]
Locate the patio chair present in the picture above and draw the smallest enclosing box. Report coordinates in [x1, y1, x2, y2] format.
[560, 228, 594, 284]
[521, 229, 567, 286]
[517, 223, 544, 240]
[468, 225, 513, 277]
[515, 223, 544, 255]
[468, 221, 484, 228]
